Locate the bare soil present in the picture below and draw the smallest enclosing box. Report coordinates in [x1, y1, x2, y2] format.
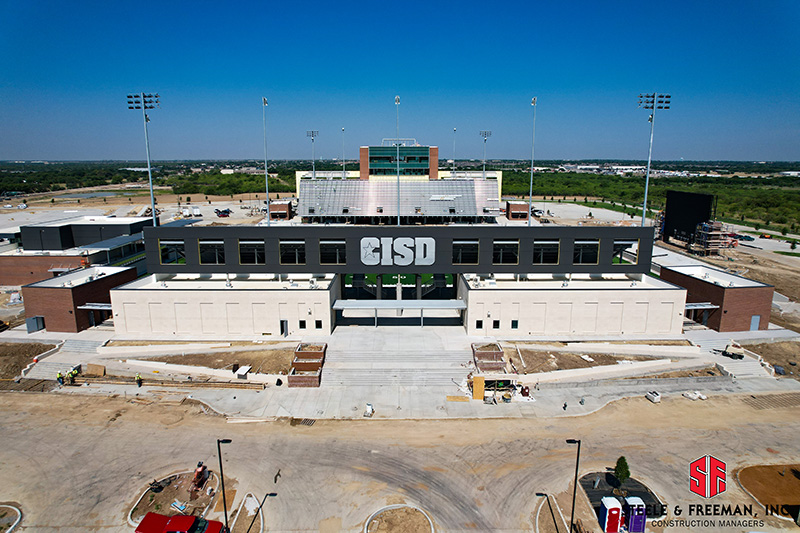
[508, 348, 655, 375]
[738, 464, 800, 518]
[107, 340, 275, 347]
[296, 343, 325, 352]
[0, 343, 56, 379]
[741, 341, 800, 381]
[130, 472, 215, 521]
[142, 349, 295, 374]
[367, 507, 431, 533]
[474, 343, 501, 351]
[627, 366, 721, 379]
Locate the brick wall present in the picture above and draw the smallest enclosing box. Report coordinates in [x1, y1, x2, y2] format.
[429, 147, 438, 180]
[0, 255, 85, 286]
[22, 267, 137, 333]
[660, 268, 772, 332]
[287, 369, 321, 387]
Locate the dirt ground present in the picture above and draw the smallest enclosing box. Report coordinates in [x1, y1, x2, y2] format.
[107, 340, 279, 347]
[507, 347, 655, 374]
[738, 464, 800, 519]
[535, 484, 598, 533]
[2, 390, 800, 531]
[629, 366, 721, 379]
[130, 472, 215, 521]
[366, 507, 431, 533]
[0, 343, 55, 379]
[142, 349, 295, 374]
[741, 341, 800, 381]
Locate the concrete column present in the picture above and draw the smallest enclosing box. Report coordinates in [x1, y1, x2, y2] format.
[396, 276, 402, 316]
[416, 274, 422, 300]
[376, 275, 382, 300]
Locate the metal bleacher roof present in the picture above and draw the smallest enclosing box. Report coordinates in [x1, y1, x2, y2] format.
[298, 179, 500, 218]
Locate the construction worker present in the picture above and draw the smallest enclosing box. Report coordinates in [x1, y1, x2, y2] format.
[56, 371, 64, 385]
[68, 371, 74, 385]
[135, 373, 142, 387]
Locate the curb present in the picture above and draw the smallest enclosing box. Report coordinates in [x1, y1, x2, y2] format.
[0, 504, 22, 532]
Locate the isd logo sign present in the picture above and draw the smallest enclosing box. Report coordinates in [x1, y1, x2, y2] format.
[360, 237, 435, 266]
[689, 455, 726, 498]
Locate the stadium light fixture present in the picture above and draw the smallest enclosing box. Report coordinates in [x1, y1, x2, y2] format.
[262, 97, 270, 226]
[341, 127, 346, 179]
[637, 92, 671, 226]
[126, 92, 160, 227]
[452, 127, 457, 175]
[480, 130, 492, 180]
[307, 130, 318, 180]
[528, 97, 537, 227]
[396, 96, 400, 226]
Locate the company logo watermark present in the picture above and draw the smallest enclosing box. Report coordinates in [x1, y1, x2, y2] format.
[689, 454, 726, 498]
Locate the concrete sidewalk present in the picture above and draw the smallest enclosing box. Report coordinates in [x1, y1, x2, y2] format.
[56, 373, 800, 421]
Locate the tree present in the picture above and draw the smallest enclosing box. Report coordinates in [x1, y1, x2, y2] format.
[792, 241, 797, 251]
[781, 227, 788, 236]
[615, 456, 630, 485]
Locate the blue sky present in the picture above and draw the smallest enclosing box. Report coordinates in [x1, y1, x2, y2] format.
[1, 1, 798, 161]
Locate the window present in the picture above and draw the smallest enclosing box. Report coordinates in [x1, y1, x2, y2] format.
[239, 240, 266, 265]
[320, 240, 346, 265]
[159, 240, 185, 264]
[315, 320, 322, 329]
[533, 240, 560, 265]
[199, 240, 225, 265]
[511, 320, 519, 329]
[573, 240, 599, 265]
[493, 240, 519, 265]
[613, 239, 638, 265]
[476, 320, 483, 329]
[299, 320, 306, 329]
[452, 240, 479, 265]
[279, 240, 306, 265]
[492, 320, 500, 329]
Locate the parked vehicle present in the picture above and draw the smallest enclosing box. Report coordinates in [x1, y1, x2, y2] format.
[192, 206, 202, 217]
[214, 208, 232, 218]
[181, 207, 192, 218]
[135, 512, 223, 533]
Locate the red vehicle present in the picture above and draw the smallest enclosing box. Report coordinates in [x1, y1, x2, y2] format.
[135, 512, 224, 533]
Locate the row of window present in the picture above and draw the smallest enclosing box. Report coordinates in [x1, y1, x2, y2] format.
[299, 320, 323, 330]
[159, 239, 638, 266]
[475, 319, 519, 330]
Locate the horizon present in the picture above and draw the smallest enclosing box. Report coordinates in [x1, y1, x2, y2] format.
[2, 1, 799, 161]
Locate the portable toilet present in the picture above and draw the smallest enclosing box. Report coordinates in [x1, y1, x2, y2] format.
[599, 497, 622, 533]
[624, 496, 647, 533]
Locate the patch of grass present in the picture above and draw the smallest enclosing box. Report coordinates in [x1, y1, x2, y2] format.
[775, 251, 800, 257]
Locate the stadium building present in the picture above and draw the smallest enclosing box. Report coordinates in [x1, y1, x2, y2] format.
[110, 140, 688, 338]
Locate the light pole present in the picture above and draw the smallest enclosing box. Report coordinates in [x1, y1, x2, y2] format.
[566, 439, 582, 533]
[341, 127, 346, 179]
[307, 130, 318, 180]
[126, 92, 160, 227]
[480, 130, 492, 180]
[217, 438, 233, 533]
[262, 97, 270, 226]
[452, 127, 457, 175]
[528, 97, 537, 227]
[638, 93, 671, 227]
[395, 95, 400, 226]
